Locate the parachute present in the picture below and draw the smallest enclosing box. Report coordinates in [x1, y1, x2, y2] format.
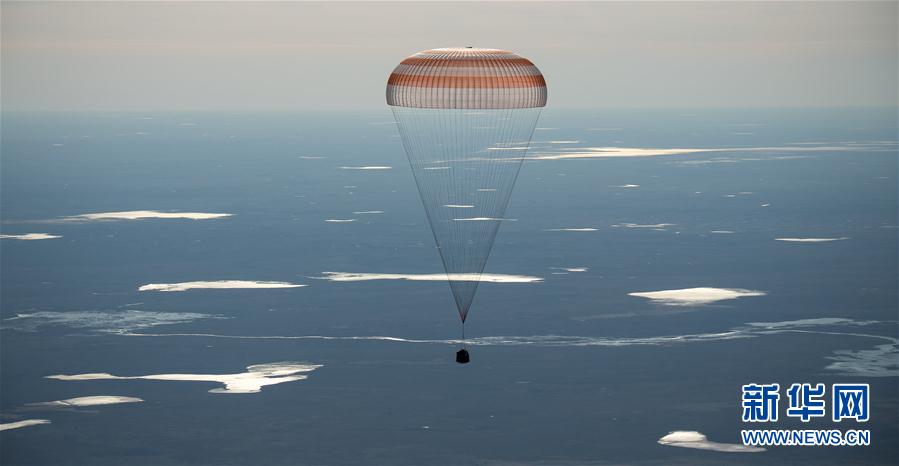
[386, 47, 547, 350]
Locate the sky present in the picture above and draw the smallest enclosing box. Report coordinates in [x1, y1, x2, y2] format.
[2, 1, 897, 111]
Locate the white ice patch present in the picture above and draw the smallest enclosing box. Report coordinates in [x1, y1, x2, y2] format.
[613, 223, 675, 228]
[325, 219, 356, 223]
[64, 211, 231, 221]
[0, 233, 62, 240]
[313, 272, 543, 283]
[740, 318, 898, 377]
[775, 237, 850, 243]
[443, 205, 474, 208]
[615, 184, 640, 188]
[529, 143, 893, 161]
[2, 310, 224, 334]
[826, 340, 899, 377]
[339, 166, 392, 170]
[745, 318, 880, 329]
[28, 396, 143, 408]
[658, 431, 765, 453]
[139, 280, 305, 292]
[0, 419, 51, 431]
[47, 362, 322, 394]
[552, 267, 588, 273]
[629, 287, 766, 306]
[530, 147, 717, 160]
[710, 230, 735, 234]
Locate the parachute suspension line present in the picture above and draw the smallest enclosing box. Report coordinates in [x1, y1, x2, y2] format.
[387, 47, 546, 363]
[393, 105, 542, 324]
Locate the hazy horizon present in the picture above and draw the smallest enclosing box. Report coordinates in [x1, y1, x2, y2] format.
[2, 1, 897, 112]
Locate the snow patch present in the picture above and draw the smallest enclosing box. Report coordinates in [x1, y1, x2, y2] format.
[0, 419, 51, 431]
[139, 280, 305, 292]
[659, 431, 765, 453]
[0, 233, 62, 240]
[629, 287, 766, 306]
[47, 362, 322, 394]
[28, 396, 143, 408]
[313, 272, 542, 283]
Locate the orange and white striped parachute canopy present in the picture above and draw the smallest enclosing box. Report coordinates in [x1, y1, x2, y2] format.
[386, 47, 547, 109]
